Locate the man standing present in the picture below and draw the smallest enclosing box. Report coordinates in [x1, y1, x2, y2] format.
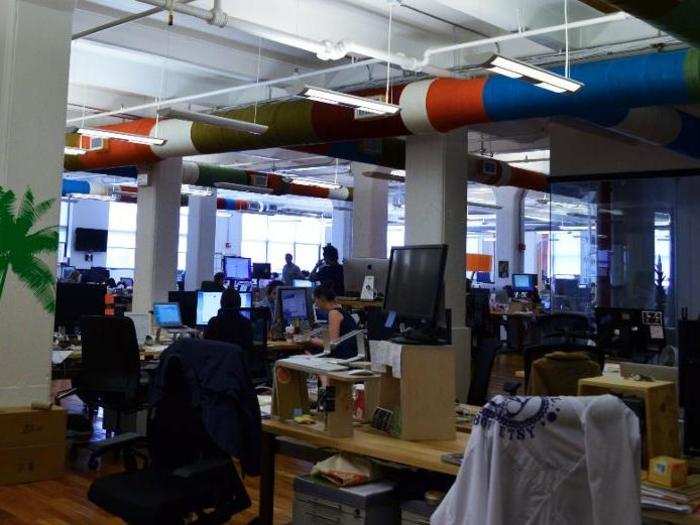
[282, 253, 302, 286]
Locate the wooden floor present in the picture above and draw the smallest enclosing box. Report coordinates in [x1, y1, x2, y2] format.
[0, 355, 523, 524]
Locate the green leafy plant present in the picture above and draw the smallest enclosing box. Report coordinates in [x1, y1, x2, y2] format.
[0, 186, 58, 313]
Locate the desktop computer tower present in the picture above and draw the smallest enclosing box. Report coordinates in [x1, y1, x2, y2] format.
[678, 319, 700, 456]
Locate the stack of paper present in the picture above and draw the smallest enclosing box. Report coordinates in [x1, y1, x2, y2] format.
[642, 475, 700, 514]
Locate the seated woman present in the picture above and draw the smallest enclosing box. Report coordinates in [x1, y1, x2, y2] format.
[311, 284, 359, 360]
[204, 288, 253, 359]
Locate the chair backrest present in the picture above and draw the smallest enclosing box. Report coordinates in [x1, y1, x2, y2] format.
[524, 342, 604, 392]
[535, 313, 592, 344]
[467, 341, 500, 406]
[79, 316, 141, 395]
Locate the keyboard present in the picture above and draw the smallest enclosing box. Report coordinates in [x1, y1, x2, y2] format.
[280, 356, 348, 372]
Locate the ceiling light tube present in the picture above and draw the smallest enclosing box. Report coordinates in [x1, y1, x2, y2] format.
[300, 85, 400, 115]
[484, 54, 583, 93]
[158, 108, 268, 135]
[77, 127, 167, 146]
[64, 146, 87, 155]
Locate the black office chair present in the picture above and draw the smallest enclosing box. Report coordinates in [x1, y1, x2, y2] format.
[87, 353, 252, 524]
[467, 339, 500, 407]
[533, 313, 592, 346]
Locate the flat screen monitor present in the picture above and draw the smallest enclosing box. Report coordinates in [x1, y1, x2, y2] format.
[252, 262, 271, 279]
[279, 287, 310, 324]
[74, 228, 108, 252]
[384, 244, 448, 322]
[196, 291, 222, 326]
[344, 258, 390, 296]
[475, 271, 491, 284]
[168, 291, 197, 327]
[293, 279, 313, 288]
[224, 256, 251, 280]
[60, 265, 75, 280]
[54, 282, 106, 334]
[512, 273, 537, 292]
[153, 303, 183, 328]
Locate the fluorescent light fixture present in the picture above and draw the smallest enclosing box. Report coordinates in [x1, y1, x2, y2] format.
[64, 146, 87, 156]
[77, 127, 167, 146]
[158, 108, 268, 135]
[300, 85, 400, 115]
[483, 54, 583, 94]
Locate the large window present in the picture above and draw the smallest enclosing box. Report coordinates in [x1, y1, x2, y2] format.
[387, 224, 405, 257]
[106, 202, 187, 271]
[240, 214, 328, 273]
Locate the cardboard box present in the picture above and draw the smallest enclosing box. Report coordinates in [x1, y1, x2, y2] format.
[649, 456, 688, 488]
[0, 407, 66, 485]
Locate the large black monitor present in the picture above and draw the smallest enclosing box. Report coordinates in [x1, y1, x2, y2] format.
[384, 244, 448, 325]
[74, 228, 108, 252]
[168, 291, 197, 327]
[252, 262, 271, 280]
[512, 273, 537, 292]
[54, 282, 106, 334]
[224, 256, 251, 280]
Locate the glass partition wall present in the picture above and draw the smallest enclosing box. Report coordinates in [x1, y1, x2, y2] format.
[547, 171, 700, 343]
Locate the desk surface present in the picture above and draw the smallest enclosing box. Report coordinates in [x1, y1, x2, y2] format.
[263, 419, 466, 476]
[336, 297, 384, 309]
[267, 340, 313, 353]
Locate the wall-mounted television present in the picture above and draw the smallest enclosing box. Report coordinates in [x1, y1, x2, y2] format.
[74, 228, 108, 252]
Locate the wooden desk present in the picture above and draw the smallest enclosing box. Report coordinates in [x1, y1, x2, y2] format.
[259, 419, 467, 524]
[267, 340, 313, 353]
[336, 297, 383, 310]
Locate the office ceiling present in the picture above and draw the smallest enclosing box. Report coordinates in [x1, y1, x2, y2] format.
[67, 0, 688, 221]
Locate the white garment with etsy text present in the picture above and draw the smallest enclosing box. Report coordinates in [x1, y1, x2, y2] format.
[432, 395, 641, 525]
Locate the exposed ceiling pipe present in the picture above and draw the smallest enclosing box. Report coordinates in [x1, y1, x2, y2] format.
[64, 48, 700, 172]
[62, 179, 270, 212]
[72, 0, 197, 40]
[133, 0, 454, 77]
[579, 0, 700, 47]
[76, 162, 354, 201]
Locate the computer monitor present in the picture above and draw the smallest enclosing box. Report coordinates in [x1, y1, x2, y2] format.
[196, 291, 222, 326]
[293, 279, 314, 288]
[384, 244, 448, 324]
[512, 273, 537, 292]
[153, 302, 184, 328]
[168, 291, 198, 327]
[60, 265, 75, 280]
[278, 287, 311, 324]
[475, 271, 491, 284]
[344, 258, 390, 296]
[74, 228, 108, 252]
[119, 277, 134, 288]
[54, 282, 106, 334]
[224, 256, 251, 280]
[252, 262, 271, 280]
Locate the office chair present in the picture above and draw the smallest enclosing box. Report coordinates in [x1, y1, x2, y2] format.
[467, 340, 500, 407]
[56, 316, 149, 468]
[534, 313, 592, 346]
[87, 352, 253, 524]
[522, 342, 604, 393]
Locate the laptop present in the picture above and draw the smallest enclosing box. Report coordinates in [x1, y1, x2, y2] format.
[153, 302, 190, 331]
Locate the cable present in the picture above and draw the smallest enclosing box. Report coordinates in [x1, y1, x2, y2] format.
[254, 38, 262, 125]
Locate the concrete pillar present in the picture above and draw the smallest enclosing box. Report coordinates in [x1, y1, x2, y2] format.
[185, 194, 217, 291]
[404, 131, 470, 402]
[67, 199, 110, 269]
[332, 204, 353, 262]
[495, 187, 524, 289]
[132, 158, 183, 314]
[351, 162, 388, 259]
[0, 0, 73, 405]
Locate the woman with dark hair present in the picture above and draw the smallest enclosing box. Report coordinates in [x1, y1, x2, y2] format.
[310, 244, 345, 295]
[311, 284, 358, 359]
[204, 288, 253, 359]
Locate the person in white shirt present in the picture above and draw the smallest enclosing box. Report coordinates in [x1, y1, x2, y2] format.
[432, 394, 641, 525]
[281, 253, 302, 286]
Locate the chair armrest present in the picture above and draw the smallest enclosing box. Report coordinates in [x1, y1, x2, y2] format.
[503, 381, 521, 395]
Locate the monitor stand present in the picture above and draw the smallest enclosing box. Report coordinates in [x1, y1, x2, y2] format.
[391, 327, 446, 346]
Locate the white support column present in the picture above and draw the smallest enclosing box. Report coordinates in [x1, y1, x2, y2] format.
[332, 204, 353, 262]
[351, 162, 388, 259]
[495, 186, 524, 289]
[0, 0, 73, 405]
[132, 158, 184, 314]
[405, 131, 470, 402]
[185, 194, 217, 291]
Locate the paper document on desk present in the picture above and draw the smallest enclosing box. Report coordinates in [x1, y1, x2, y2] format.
[52, 350, 74, 365]
[369, 340, 402, 378]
